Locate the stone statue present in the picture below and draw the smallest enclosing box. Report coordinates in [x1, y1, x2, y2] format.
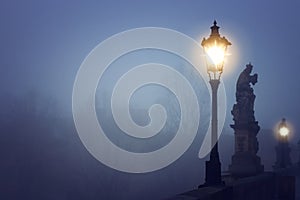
[229, 63, 264, 177]
[236, 63, 257, 92]
[231, 63, 259, 133]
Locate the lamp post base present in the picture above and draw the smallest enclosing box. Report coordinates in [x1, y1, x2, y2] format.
[199, 160, 224, 188]
[204, 159, 224, 186]
[273, 142, 291, 170]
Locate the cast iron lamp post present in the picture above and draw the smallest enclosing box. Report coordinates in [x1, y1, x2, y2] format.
[274, 118, 292, 170]
[201, 21, 231, 186]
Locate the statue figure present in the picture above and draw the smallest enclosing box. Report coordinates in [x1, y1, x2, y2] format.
[236, 63, 257, 92]
[231, 63, 259, 129]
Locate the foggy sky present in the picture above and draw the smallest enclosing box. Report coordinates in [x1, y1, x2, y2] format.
[1, 0, 300, 131]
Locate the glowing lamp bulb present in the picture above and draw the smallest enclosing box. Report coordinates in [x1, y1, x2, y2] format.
[205, 43, 226, 66]
[279, 126, 289, 137]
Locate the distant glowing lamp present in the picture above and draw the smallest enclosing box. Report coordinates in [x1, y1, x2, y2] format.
[201, 20, 231, 80]
[279, 126, 289, 137]
[278, 118, 289, 138]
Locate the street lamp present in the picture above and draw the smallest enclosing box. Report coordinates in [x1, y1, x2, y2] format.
[201, 20, 231, 186]
[273, 118, 292, 170]
[278, 119, 290, 139]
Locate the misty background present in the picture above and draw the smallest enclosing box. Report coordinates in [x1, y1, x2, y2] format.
[1, 1, 300, 199]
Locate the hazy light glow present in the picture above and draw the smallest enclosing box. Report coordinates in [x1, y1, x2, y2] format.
[279, 126, 289, 137]
[205, 42, 226, 66]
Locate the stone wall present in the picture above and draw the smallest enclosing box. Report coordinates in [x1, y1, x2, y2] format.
[167, 172, 295, 200]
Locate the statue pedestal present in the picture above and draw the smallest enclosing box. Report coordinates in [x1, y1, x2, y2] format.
[229, 125, 264, 177]
[229, 153, 264, 177]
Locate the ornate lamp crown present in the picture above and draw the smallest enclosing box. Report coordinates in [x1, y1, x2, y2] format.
[201, 20, 231, 80]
